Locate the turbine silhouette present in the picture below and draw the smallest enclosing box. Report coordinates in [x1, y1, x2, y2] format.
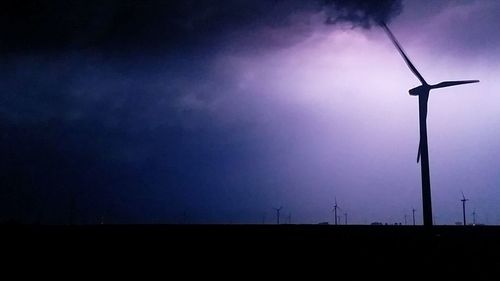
[382, 22, 479, 227]
[332, 198, 340, 225]
[273, 206, 283, 225]
[461, 192, 469, 226]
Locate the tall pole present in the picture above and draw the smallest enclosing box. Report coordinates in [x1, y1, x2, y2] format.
[419, 93, 433, 227]
[473, 210, 476, 225]
[274, 207, 282, 225]
[461, 199, 467, 226]
[334, 205, 338, 225]
[404, 214, 407, 225]
[412, 208, 416, 226]
[344, 213, 348, 225]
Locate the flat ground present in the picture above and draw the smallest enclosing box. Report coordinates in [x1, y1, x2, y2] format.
[3, 224, 500, 275]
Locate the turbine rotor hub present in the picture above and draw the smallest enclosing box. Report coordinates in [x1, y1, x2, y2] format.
[409, 85, 429, 96]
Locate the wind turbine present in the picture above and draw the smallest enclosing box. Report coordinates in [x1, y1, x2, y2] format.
[381, 22, 479, 227]
[461, 192, 469, 226]
[332, 198, 340, 225]
[412, 208, 416, 226]
[472, 209, 476, 225]
[273, 206, 283, 225]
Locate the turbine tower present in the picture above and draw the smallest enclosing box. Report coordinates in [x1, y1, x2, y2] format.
[382, 22, 479, 227]
[273, 206, 283, 225]
[461, 192, 469, 226]
[332, 198, 339, 225]
[412, 208, 416, 226]
[472, 209, 476, 225]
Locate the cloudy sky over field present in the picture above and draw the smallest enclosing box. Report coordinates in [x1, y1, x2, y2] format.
[2, 0, 500, 225]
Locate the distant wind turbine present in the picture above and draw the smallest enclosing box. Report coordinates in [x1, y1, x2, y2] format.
[472, 209, 476, 225]
[412, 208, 416, 226]
[461, 192, 469, 226]
[332, 198, 340, 225]
[273, 206, 283, 225]
[381, 22, 479, 227]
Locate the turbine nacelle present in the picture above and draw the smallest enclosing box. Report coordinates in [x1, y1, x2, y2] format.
[409, 85, 429, 96]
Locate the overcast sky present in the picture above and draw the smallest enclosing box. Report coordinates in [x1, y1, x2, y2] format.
[2, 0, 499, 225]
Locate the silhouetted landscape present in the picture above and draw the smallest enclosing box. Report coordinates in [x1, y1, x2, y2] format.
[3, 223, 500, 275]
[3, 0, 500, 274]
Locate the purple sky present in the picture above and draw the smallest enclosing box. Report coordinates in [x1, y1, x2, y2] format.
[2, 0, 499, 224]
[173, 0, 500, 224]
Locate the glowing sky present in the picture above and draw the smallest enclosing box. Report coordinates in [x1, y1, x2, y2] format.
[2, 0, 500, 224]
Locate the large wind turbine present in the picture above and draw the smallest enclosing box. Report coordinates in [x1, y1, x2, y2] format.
[381, 22, 479, 227]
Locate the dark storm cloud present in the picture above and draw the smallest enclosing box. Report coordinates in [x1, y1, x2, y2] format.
[323, 0, 402, 28]
[0, 0, 402, 54]
[0, 52, 264, 223]
[1, 0, 404, 223]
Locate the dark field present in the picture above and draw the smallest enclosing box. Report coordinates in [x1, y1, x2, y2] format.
[3, 224, 500, 275]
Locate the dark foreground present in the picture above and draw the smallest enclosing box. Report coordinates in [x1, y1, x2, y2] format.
[3, 224, 500, 276]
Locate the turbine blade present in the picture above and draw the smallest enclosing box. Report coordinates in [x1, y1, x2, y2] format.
[417, 141, 421, 163]
[381, 22, 427, 85]
[431, 80, 479, 89]
[461, 191, 466, 200]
